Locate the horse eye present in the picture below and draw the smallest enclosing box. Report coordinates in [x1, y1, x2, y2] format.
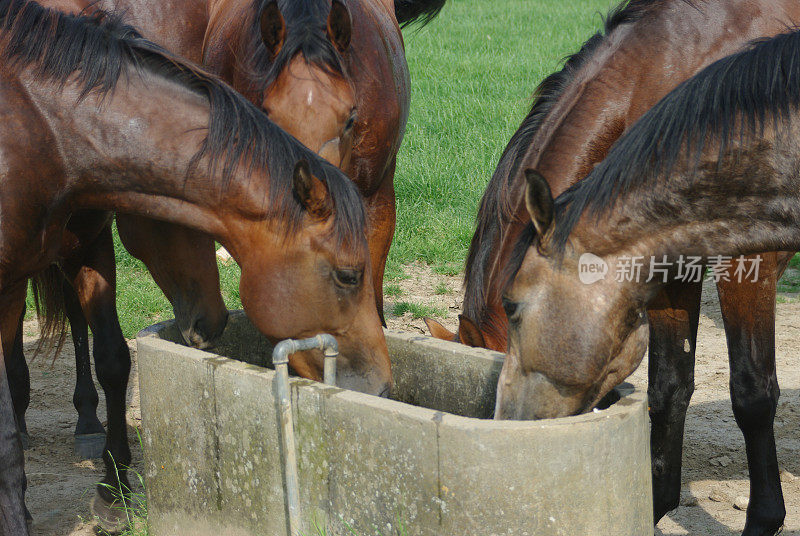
[502, 296, 519, 320]
[343, 113, 356, 132]
[627, 308, 646, 328]
[333, 268, 361, 288]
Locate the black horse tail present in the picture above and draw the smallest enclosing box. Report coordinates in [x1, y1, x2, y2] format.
[395, 0, 446, 28]
[31, 264, 68, 359]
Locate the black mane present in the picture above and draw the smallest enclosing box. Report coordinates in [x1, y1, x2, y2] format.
[463, 0, 679, 325]
[0, 0, 366, 250]
[245, 0, 347, 91]
[549, 27, 800, 255]
[394, 0, 445, 29]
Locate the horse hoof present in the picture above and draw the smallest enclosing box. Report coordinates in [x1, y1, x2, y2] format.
[90, 493, 128, 535]
[74, 433, 106, 459]
[20, 432, 30, 450]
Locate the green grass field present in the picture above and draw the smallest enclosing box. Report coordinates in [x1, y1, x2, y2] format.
[392, 0, 617, 269]
[34, 0, 625, 338]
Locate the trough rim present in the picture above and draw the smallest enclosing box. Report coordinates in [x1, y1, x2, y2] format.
[137, 312, 646, 431]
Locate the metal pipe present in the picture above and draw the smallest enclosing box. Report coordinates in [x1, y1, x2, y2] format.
[271, 334, 339, 535]
[319, 334, 338, 386]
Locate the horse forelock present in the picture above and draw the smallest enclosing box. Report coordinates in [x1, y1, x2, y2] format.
[243, 0, 347, 92]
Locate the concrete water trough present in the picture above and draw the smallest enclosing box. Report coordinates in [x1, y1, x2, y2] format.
[137, 310, 653, 536]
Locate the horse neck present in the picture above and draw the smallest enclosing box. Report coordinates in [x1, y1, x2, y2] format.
[25, 69, 273, 253]
[570, 132, 800, 272]
[529, 0, 800, 197]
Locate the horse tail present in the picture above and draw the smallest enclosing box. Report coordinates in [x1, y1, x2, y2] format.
[31, 264, 68, 359]
[395, 0, 446, 29]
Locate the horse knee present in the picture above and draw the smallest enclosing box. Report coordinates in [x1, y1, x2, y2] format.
[729, 370, 778, 422]
[649, 375, 694, 417]
[731, 393, 777, 430]
[94, 340, 131, 388]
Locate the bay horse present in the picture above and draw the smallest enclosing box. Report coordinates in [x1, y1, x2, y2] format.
[0, 0, 391, 532]
[9, 0, 444, 523]
[83, 0, 441, 472]
[12, 0, 441, 489]
[425, 0, 800, 532]
[499, 26, 800, 536]
[105, 0, 447, 323]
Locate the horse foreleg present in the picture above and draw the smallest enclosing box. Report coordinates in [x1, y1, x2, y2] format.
[646, 279, 702, 523]
[5, 308, 29, 450]
[63, 225, 131, 532]
[717, 251, 788, 536]
[62, 275, 105, 458]
[0, 283, 32, 534]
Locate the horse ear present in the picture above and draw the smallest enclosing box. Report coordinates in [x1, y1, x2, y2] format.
[457, 314, 486, 348]
[260, 1, 286, 57]
[327, 0, 352, 52]
[524, 169, 554, 239]
[293, 160, 332, 218]
[424, 318, 455, 342]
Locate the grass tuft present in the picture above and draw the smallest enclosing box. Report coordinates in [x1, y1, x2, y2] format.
[778, 264, 800, 293]
[432, 263, 461, 277]
[434, 282, 452, 295]
[93, 434, 149, 536]
[384, 284, 403, 298]
[391, 301, 446, 319]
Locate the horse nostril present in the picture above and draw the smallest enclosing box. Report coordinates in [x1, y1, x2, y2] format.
[193, 317, 209, 339]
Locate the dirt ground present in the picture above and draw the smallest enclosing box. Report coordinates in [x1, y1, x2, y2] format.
[20, 264, 800, 535]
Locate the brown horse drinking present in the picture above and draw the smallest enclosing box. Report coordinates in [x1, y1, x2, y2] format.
[424, 1, 800, 532]
[72, 0, 438, 496]
[7, 0, 443, 527]
[499, 27, 800, 536]
[78, 0, 441, 469]
[0, 1, 390, 532]
[106, 0, 447, 322]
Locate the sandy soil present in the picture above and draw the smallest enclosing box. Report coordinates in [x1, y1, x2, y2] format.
[19, 266, 800, 535]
